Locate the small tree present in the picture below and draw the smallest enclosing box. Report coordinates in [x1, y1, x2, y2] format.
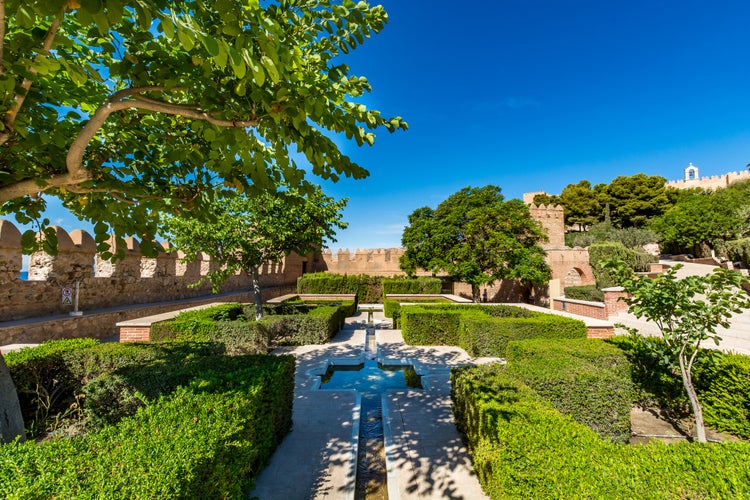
[162, 187, 347, 319]
[400, 185, 550, 302]
[606, 260, 750, 442]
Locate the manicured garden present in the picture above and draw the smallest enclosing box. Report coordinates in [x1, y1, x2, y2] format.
[0, 299, 355, 498]
[393, 304, 750, 497]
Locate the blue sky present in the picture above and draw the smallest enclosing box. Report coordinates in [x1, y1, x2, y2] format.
[15, 0, 750, 252]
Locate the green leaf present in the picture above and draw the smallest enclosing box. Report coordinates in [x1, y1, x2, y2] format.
[176, 26, 195, 51]
[16, 6, 35, 29]
[201, 35, 220, 57]
[260, 55, 280, 83]
[213, 42, 229, 68]
[81, 0, 104, 13]
[249, 57, 265, 87]
[229, 47, 246, 78]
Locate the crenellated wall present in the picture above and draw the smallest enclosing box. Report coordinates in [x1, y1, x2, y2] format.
[314, 247, 416, 276]
[666, 167, 750, 190]
[527, 203, 565, 248]
[0, 219, 306, 322]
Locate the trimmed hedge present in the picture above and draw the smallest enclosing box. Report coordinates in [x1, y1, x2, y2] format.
[0, 355, 295, 498]
[297, 272, 382, 303]
[505, 338, 634, 443]
[451, 364, 750, 499]
[400, 304, 587, 358]
[461, 315, 587, 358]
[564, 284, 604, 302]
[153, 302, 353, 349]
[400, 307, 464, 345]
[382, 276, 442, 295]
[4, 339, 100, 433]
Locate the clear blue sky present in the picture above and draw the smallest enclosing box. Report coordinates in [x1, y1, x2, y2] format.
[17, 0, 750, 252]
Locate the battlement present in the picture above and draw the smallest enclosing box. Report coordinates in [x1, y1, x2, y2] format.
[0, 219, 304, 322]
[666, 168, 750, 190]
[527, 203, 565, 248]
[320, 247, 409, 276]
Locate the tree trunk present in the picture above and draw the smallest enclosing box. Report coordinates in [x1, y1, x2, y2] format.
[0, 353, 26, 444]
[471, 284, 480, 303]
[679, 351, 707, 442]
[251, 266, 263, 321]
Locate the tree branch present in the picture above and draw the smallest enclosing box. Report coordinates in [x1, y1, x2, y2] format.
[0, 86, 259, 203]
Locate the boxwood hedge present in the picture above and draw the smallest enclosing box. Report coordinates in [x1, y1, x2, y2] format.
[452, 364, 750, 499]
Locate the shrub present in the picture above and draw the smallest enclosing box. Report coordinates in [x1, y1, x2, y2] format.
[725, 237, 750, 269]
[589, 242, 656, 288]
[150, 303, 246, 342]
[610, 335, 750, 439]
[451, 364, 750, 499]
[564, 284, 604, 302]
[297, 272, 382, 303]
[0, 355, 295, 499]
[5, 339, 99, 434]
[460, 314, 587, 358]
[505, 338, 634, 443]
[400, 307, 463, 345]
[382, 276, 442, 295]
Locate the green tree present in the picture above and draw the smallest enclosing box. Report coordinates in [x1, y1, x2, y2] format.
[0, 0, 404, 444]
[0, 0, 406, 257]
[605, 260, 750, 442]
[162, 187, 347, 319]
[559, 180, 601, 230]
[650, 182, 750, 257]
[604, 174, 671, 228]
[400, 185, 550, 302]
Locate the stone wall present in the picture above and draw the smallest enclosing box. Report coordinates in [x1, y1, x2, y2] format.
[0, 219, 307, 322]
[527, 203, 565, 248]
[666, 168, 750, 191]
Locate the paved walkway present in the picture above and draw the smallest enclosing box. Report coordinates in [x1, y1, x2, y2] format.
[250, 311, 496, 499]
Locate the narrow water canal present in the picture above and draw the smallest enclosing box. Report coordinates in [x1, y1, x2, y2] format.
[319, 328, 421, 499]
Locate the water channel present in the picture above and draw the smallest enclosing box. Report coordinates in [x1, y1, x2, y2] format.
[319, 327, 421, 499]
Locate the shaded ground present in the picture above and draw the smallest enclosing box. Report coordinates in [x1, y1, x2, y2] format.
[629, 406, 740, 444]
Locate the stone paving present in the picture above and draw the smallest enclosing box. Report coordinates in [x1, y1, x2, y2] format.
[250, 311, 496, 499]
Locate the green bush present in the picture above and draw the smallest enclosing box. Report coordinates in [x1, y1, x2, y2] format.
[696, 352, 750, 439]
[297, 272, 382, 303]
[451, 364, 750, 499]
[400, 307, 464, 345]
[5, 339, 100, 434]
[382, 276, 442, 295]
[0, 355, 295, 499]
[150, 303, 247, 342]
[589, 241, 656, 288]
[460, 314, 587, 358]
[725, 237, 750, 269]
[505, 338, 634, 443]
[564, 284, 604, 302]
[610, 335, 750, 439]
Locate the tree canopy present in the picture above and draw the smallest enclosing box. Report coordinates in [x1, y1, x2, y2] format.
[400, 185, 550, 302]
[161, 187, 347, 318]
[649, 181, 750, 257]
[0, 0, 406, 257]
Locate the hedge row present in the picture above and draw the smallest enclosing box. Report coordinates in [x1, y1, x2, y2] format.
[152, 302, 354, 350]
[505, 338, 634, 443]
[563, 284, 604, 302]
[297, 273, 382, 303]
[610, 335, 750, 439]
[0, 354, 295, 498]
[384, 297, 454, 329]
[400, 304, 587, 357]
[382, 276, 442, 295]
[451, 363, 750, 498]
